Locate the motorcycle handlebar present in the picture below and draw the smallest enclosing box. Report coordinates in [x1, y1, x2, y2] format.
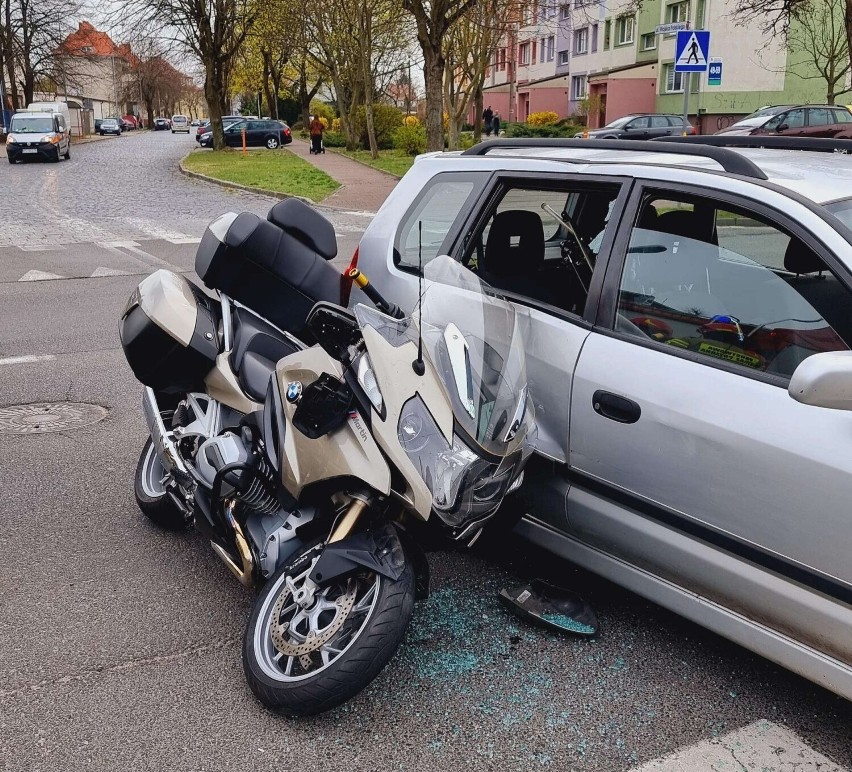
[348, 269, 405, 319]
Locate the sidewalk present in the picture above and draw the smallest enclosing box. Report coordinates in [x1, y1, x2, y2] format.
[287, 138, 398, 213]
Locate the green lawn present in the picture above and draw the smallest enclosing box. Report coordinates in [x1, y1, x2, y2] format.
[183, 149, 339, 202]
[333, 149, 415, 178]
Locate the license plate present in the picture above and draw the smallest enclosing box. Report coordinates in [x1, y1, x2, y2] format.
[22, 148, 37, 154]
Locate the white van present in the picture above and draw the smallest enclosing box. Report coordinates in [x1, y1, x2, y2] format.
[171, 115, 190, 134]
[28, 102, 71, 133]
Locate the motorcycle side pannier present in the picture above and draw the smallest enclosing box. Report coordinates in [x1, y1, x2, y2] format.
[194, 200, 340, 342]
[119, 269, 220, 393]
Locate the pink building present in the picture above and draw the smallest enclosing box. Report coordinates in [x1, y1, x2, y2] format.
[587, 63, 657, 129]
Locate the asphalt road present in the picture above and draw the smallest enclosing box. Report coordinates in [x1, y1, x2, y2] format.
[1, 131, 851, 772]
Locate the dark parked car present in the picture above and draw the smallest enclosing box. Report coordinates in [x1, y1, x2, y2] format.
[578, 114, 696, 140]
[153, 117, 170, 131]
[198, 119, 292, 149]
[195, 117, 243, 142]
[714, 105, 794, 135]
[748, 105, 852, 139]
[99, 118, 122, 136]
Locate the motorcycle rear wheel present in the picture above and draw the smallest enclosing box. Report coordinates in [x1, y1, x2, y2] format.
[243, 539, 414, 716]
[134, 438, 187, 530]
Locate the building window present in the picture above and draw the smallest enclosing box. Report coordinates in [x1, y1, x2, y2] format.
[592, 23, 599, 52]
[546, 35, 555, 60]
[572, 75, 587, 100]
[641, 32, 657, 50]
[574, 27, 589, 54]
[558, 50, 570, 65]
[667, 1, 689, 23]
[615, 16, 634, 45]
[604, 20, 611, 49]
[497, 48, 506, 71]
[519, 42, 531, 65]
[560, 3, 570, 19]
[664, 64, 684, 93]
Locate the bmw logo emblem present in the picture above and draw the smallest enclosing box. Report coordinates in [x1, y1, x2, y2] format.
[286, 381, 303, 403]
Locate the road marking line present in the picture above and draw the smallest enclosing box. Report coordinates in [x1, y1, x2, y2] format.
[98, 240, 141, 249]
[98, 242, 181, 272]
[19, 270, 65, 281]
[91, 266, 131, 277]
[630, 719, 849, 771]
[0, 354, 56, 365]
[19, 245, 65, 252]
[165, 236, 201, 244]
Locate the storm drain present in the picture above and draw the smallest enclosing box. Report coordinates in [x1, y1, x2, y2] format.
[0, 402, 108, 434]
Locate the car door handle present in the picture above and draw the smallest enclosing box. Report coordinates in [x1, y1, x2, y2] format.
[592, 390, 641, 424]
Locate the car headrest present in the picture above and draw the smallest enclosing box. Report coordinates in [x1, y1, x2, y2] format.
[267, 199, 337, 260]
[784, 237, 825, 275]
[637, 205, 659, 229]
[484, 210, 545, 276]
[656, 210, 703, 240]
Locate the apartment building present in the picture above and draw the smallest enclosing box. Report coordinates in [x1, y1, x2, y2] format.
[482, 0, 832, 131]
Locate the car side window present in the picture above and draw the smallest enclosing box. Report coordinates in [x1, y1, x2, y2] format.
[808, 107, 832, 126]
[394, 173, 483, 271]
[833, 109, 852, 123]
[628, 117, 649, 129]
[651, 116, 669, 128]
[462, 182, 621, 316]
[783, 108, 806, 128]
[617, 193, 851, 378]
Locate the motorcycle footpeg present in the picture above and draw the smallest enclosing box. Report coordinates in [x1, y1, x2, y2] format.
[499, 578, 598, 637]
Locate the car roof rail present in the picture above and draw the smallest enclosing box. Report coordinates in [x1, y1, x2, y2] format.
[462, 138, 768, 180]
[655, 135, 852, 154]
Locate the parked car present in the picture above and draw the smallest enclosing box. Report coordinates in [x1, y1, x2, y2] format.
[351, 136, 852, 702]
[577, 114, 696, 140]
[714, 105, 794, 135]
[190, 119, 201, 127]
[121, 115, 138, 130]
[6, 110, 71, 162]
[720, 105, 852, 138]
[153, 117, 170, 131]
[171, 114, 190, 134]
[198, 119, 292, 149]
[99, 118, 122, 136]
[195, 117, 242, 143]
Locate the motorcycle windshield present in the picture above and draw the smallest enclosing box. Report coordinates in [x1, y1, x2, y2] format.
[354, 255, 532, 457]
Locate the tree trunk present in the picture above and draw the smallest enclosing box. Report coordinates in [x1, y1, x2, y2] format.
[473, 85, 483, 142]
[423, 47, 445, 152]
[846, 0, 852, 98]
[204, 57, 225, 150]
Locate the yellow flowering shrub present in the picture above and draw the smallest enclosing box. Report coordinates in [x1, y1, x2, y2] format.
[527, 111, 560, 126]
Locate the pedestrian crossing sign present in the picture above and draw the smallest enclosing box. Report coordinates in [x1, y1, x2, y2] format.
[675, 30, 710, 73]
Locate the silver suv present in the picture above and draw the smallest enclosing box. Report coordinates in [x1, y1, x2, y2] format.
[350, 136, 852, 701]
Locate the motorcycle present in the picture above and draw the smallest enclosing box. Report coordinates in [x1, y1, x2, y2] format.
[119, 201, 534, 715]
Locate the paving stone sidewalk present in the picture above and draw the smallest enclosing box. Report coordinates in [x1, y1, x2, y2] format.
[287, 138, 398, 213]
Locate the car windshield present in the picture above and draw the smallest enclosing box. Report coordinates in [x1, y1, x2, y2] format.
[11, 116, 52, 133]
[103, 120, 117, 125]
[742, 106, 790, 121]
[603, 116, 637, 129]
[824, 198, 852, 230]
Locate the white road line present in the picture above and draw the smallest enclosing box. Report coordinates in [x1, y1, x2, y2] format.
[630, 720, 849, 772]
[91, 266, 131, 277]
[19, 270, 65, 281]
[0, 354, 56, 366]
[165, 236, 201, 244]
[19, 245, 65, 252]
[97, 242, 181, 272]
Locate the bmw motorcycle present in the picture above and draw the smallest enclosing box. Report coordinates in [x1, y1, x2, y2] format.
[119, 200, 534, 715]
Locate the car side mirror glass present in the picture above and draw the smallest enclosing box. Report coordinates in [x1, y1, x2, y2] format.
[788, 351, 852, 410]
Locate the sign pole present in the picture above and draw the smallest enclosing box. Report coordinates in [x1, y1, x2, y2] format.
[682, 73, 691, 136]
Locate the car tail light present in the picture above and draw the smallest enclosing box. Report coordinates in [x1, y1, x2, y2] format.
[689, 125, 697, 135]
[340, 247, 360, 306]
[284, 127, 291, 136]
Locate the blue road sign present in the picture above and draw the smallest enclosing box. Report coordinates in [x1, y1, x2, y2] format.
[708, 59, 722, 86]
[675, 30, 710, 73]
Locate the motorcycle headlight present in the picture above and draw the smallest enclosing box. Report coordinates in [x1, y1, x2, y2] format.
[356, 352, 383, 412]
[397, 397, 520, 528]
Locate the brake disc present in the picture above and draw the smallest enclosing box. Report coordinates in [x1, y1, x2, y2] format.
[270, 579, 357, 657]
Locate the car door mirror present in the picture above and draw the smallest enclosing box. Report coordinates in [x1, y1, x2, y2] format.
[788, 351, 852, 410]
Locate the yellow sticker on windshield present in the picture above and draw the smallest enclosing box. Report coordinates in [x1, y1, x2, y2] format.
[698, 342, 763, 369]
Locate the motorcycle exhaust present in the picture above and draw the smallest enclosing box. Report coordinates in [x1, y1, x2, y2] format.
[210, 500, 256, 587]
[142, 387, 192, 486]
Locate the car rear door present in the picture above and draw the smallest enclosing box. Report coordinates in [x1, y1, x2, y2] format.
[567, 178, 852, 655]
[648, 115, 673, 139]
[805, 107, 837, 138]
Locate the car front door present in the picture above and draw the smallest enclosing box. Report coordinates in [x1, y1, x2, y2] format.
[622, 116, 650, 139]
[773, 107, 806, 136]
[224, 123, 244, 147]
[805, 107, 836, 137]
[568, 180, 852, 657]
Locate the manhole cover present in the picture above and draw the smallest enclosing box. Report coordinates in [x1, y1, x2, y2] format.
[0, 402, 108, 434]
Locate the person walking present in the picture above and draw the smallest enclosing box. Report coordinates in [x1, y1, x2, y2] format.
[309, 115, 325, 154]
[492, 112, 501, 137]
[483, 105, 494, 137]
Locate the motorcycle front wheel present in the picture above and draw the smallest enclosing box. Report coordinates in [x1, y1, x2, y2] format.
[243, 539, 414, 716]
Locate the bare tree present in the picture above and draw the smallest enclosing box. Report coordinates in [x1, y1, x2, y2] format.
[403, 0, 479, 151]
[107, 0, 257, 148]
[783, 0, 851, 103]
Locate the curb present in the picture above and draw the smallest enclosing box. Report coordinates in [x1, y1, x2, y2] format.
[177, 152, 315, 205]
[326, 147, 403, 180]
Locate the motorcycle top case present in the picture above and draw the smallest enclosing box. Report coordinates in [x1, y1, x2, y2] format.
[194, 200, 340, 342]
[119, 269, 220, 393]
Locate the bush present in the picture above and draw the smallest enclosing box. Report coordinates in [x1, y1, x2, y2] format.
[322, 131, 347, 148]
[297, 129, 309, 140]
[331, 117, 341, 132]
[403, 115, 420, 127]
[291, 120, 304, 131]
[527, 111, 560, 126]
[459, 131, 476, 150]
[354, 104, 404, 149]
[392, 123, 427, 155]
[507, 121, 580, 138]
[310, 100, 335, 123]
